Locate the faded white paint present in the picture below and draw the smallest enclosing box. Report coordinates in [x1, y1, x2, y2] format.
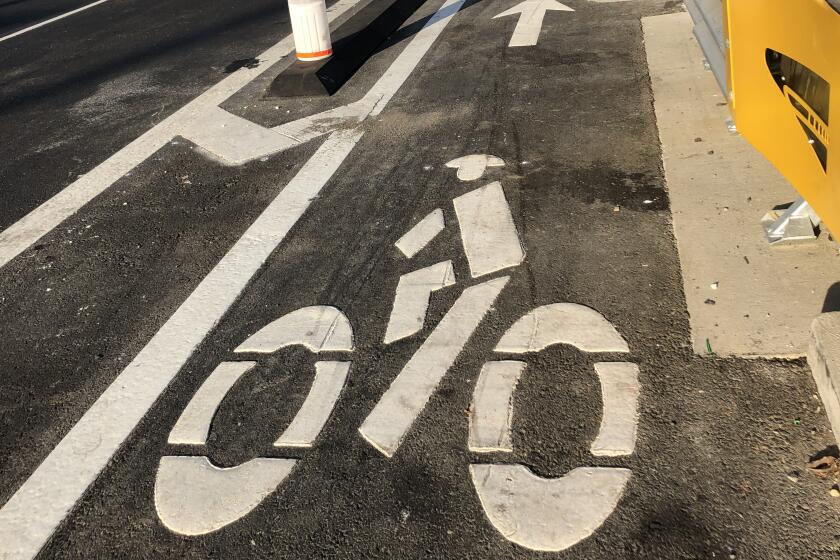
[493, 0, 573, 48]
[168, 361, 256, 445]
[235, 306, 354, 354]
[453, 182, 524, 278]
[395, 209, 445, 258]
[274, 361, 350, 447]
[469, 361, 525, 452]
[184, 106, 302, 166]
[496, 303, 629, 353]
[591, 362, 640, 457]
[0, 129, 364, 560]
[0, 0, 366, 270]
[154, 456, 296, 536]
[445, 154, 505, 181]
[383, 261, 455, 344]
[0, 0, 112, 44]
[0, 0, 474, 550]
[470, 464, 631, 551]
[359, 276, 510, 457]
[0, 0, 469, 270]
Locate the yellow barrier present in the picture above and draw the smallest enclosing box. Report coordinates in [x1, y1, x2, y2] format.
[726, 0, 840, 234]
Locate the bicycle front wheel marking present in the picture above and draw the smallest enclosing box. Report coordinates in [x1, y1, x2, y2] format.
[469, 303, 640, 552]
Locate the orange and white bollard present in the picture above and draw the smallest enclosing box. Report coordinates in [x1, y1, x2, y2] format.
[288, 0, 333, 61]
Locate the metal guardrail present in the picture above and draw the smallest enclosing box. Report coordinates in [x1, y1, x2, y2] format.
[684, 0, 727, 96]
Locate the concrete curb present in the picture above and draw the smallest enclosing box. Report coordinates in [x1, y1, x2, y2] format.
[808, 312, 840, 442]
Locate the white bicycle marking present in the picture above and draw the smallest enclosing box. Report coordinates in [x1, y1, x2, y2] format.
[383, 260, 455, 343]
[453, 182, 525, 278]
[235, 305, 354, 353]
[445, 154, 505, 181]
[395, 208, 445, 258]
[470, 464, 631, 551]
[590, 362, 640, 456]
[274, 361, 351, 448]
[169, 361, 257, 445]
[155, 307, 354, 535]
[155, 456, 296, 536]
[495, 303, 630, 353]
[469, 303, 637, 551]
[359, 276, 510, 457]
[468, 361, 525, 452]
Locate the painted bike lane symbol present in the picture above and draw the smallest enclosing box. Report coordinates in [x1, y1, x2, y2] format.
[154, 155, 641, 552]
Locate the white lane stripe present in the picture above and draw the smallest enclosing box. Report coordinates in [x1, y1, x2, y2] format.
[0, 0, 111, 44]
[0, 129, 363, 560]
[383, 260, 455, 344]
[590, 362, 640, 457]
[0, 0, 366, 270]
[168, 361, 256, 445]
[359, 276, 510, 457]
[468, 361, 525, 452]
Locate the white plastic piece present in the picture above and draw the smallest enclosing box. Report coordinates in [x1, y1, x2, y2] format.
[453, 182, 524, 278]
[289, 0, 332, 60]
[154, 456, 295, 536]
[235, 305, 353, 353]
[445, 154, 505, 181]
[383, 261, 455, 344]
[469, 361, 526, 452]
[395, 209, 445, 258]
[275, 361, 350, 447]
[591, 362, 640, 457]
[470, 464, 631, 551]
[168, 362, 257, 445]
[495, 303, 629, 353]
[359, 276, 510, 457]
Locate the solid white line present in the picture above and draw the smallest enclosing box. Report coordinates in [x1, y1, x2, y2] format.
[0, 129, 363, 560]
[0, 0, 365, 270]
[0, 0, 111, 44]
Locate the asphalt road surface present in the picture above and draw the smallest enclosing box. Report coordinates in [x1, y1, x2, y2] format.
[1, 0, 839, 558]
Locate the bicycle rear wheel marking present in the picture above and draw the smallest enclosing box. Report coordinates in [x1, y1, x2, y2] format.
[154, 306, 353, 535]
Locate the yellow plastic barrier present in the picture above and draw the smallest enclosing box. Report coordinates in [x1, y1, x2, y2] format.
[725, 0, 840, 234]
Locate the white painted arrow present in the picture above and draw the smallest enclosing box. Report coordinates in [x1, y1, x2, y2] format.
[493, 0, 573, 47]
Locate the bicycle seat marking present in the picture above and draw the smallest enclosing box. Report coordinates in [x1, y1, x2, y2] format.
[153, 155, 641, 552]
